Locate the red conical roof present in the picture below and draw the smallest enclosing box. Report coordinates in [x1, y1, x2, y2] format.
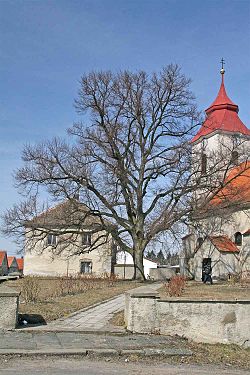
[192, 73, 250, 143]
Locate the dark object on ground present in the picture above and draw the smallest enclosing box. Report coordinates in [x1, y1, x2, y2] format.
[18, 313, 47, 326]
[203, 265, 213, 285]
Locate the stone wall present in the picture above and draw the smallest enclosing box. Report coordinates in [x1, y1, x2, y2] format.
[125, 288, 250, 347]
[114, 265, 134, 280]
[0, 285, 20, 329]
[149, 267, 175, 281]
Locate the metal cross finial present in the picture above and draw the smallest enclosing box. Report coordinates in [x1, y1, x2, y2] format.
[221, 58, 225, 69]
[220, 58, 225, 74]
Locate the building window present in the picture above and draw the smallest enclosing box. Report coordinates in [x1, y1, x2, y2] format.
[231, 151, 239, 165]
[197, 237, 203, 248]
[47, 234, 57, 246]
[82, 232, 92, 246]
[80, 261, 92, 274]
[201, 153, 207, 175]
[234, 232, 242, 246]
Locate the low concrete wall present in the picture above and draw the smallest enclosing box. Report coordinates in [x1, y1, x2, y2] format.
[149, 267, 175, 281]
[114, 265, 134, 279]
[126, 288, 250, 347]
[0, 285, 20, 329]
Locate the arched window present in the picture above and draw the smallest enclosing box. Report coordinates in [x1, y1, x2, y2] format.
[234, 232, 242, 246]
[231, 151, 239, 165]
[197, 237, 203, 248]
[201, 153, 207, 175]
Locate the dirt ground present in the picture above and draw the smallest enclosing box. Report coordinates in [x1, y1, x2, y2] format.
[159, 280, 250, 300]
[0, 352, 249, 374]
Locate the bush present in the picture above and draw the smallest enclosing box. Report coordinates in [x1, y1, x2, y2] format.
[53, 273, 119, 298]
[166, 275, 186, 297]
[21, 276, 41, 302]
[241, 270, 250, 283]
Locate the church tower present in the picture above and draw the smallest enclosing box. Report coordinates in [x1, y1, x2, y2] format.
[191, 61, 250, 194]
[180, 62, 250, 281]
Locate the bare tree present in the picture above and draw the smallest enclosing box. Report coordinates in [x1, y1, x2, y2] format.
[3, 65, 244, 280]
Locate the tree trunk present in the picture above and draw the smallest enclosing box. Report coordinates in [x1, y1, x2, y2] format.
[133, 246, 145, 281]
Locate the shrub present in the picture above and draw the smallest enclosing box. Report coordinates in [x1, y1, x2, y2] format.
[166, 275, 186, 297]
[240, 270, 250, 284]
[53, 273, 119, 298]
[228, 273, 241, 285]
[21, 276, 41, 302]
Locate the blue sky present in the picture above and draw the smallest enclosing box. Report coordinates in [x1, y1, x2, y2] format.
[0, 0, 250, 255]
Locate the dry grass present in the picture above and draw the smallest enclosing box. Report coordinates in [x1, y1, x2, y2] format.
[6, 276, 140, 322]
[109, 310, 125, 327]
[188, 341, 250, 369]
[159, 280, 250, 300]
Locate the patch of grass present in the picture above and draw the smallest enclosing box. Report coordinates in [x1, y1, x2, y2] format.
[181, 341, 250, 370]
[159, 280, 250, 300]
[109, 310, 125, 327]
[113, 341, 250, 370]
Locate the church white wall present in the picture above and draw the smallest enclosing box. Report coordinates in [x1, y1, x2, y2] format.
[183, 209, 250, 280]
[192, 133, 250, 200]
[192, 132, 249, 158]
[190, 241, 240, 281]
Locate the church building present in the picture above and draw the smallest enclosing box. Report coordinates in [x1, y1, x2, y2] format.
[181, 64, 250, 281]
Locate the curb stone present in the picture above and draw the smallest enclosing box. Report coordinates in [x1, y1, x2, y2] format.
[120, 349, 146, 355]
[143, 348, 193, 356]
[86, 349, 118, 356]
[0, 348, 193, 357]
[12, 328, 126, 335]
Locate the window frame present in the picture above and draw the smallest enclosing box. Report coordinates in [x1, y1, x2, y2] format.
[197, 237, 203, 248]
[234, 232, 242, 246]
[82, 232, 92, 246]
[231, 151, 239, 165]
[201, 153, 207, 175]
[80, 261, 92, 274]
[47, 233, 57, 246]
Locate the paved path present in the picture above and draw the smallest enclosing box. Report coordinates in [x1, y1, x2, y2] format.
[0, 330, 191, 354]
[47, 294, 125, 331]
[26, 282, 161, 332]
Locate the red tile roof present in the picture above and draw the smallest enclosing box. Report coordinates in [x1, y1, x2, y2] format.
[210, 235, 240, 253]
[7, 256, 16, 267]
[0, 251, 7, 266]
[16, 258, 24, 271]
[209, 161, 250, 207]
[192, 75, 250, 143]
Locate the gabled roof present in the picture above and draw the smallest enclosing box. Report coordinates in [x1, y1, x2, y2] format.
[0, 251, 7, 266]
[16, 258, 24, 271]
[192, 74, 250, 143]
[209, 161, 250, 208]
[210, 235, 240, 253]
[25, 199, 108, 229]
[7, 256, 17, 268]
